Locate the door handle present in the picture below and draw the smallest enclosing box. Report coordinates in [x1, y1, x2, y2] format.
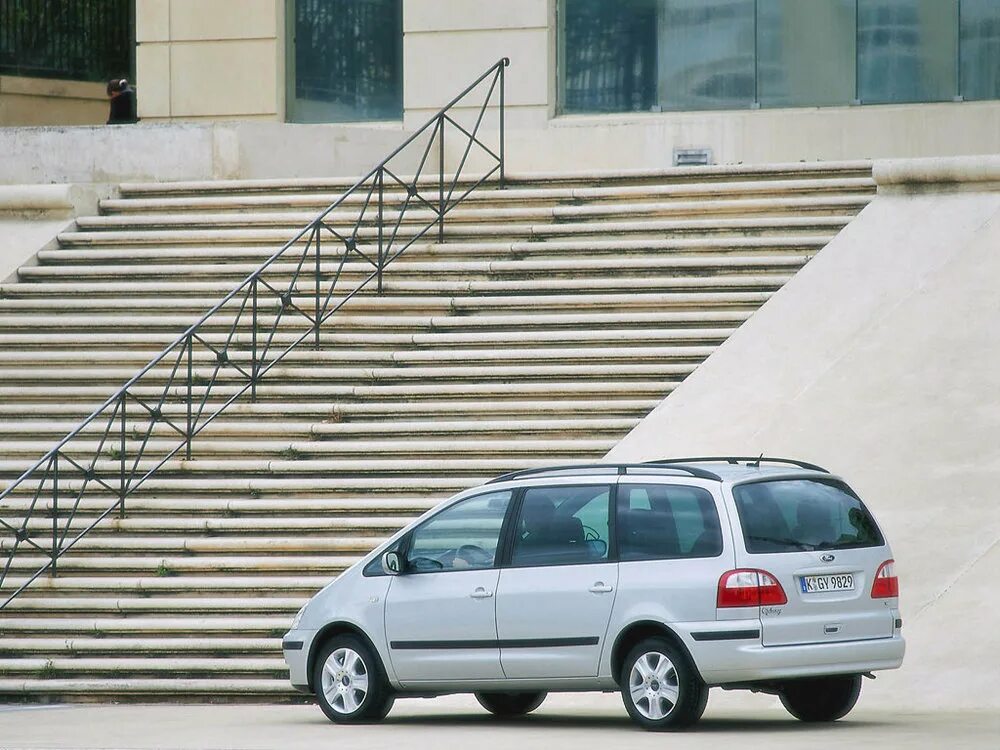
[589, 582, 614, 594]
[470, 587, 494, 599]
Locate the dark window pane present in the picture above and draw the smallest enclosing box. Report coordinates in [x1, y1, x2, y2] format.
[733, 479, 884, 554]
[961, 0, 1000, 101]
[560, 0, 658, 113]
[406, 491, 511, 572]
[289, 0, 403, 122]
[0, 0, 132, 82]
[618, 484, 722, 561]
[757, 0, 856, 107]
[511, 486, 610, 567]
[659, 0, 756, 110]
[858, 0, 958, 103]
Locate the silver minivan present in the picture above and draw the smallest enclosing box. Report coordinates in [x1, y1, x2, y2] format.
[283, 458, 904, 731]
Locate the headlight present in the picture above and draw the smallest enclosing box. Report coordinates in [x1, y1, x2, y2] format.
[290, 604, 307, 630]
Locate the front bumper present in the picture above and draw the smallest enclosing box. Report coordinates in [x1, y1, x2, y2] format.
[282, 628, 319, 692]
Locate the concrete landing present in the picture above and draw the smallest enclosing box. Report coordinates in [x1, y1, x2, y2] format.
[1, 694, 997, 750]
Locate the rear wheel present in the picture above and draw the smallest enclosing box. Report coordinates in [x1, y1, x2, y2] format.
[779, 675, 862, 722]
[313, 635, 394, 724]
[619, 637, 708, 731]
[475, 691, 547, 717]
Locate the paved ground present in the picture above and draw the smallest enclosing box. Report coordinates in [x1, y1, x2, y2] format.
[1, 692, 996, 750]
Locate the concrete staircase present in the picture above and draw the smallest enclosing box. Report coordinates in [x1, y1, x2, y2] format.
[0, 162, 874, 701]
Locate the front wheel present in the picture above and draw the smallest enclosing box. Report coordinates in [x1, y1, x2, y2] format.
[313, 635, 394, 724]
[475, 691, 547, 717]
[779, 675, 862, 722]
[619, 637, 708, 731]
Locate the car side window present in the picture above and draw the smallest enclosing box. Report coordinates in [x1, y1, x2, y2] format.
[510, 485, 611, 567]
[405, 490, 511, 573]
[618, 484, 723, 561]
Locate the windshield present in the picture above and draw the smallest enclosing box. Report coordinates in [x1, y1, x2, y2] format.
[733, 478, 884, 553]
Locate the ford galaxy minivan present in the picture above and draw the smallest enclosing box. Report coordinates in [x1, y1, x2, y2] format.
[283, 457, 904, 730]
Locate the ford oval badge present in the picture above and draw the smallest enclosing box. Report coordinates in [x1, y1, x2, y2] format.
[821, 553, 836, 562]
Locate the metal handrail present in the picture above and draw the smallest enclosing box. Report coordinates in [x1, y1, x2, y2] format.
[0, 58, 510, 609]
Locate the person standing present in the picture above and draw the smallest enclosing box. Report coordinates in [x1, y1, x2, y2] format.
[106, 78, 137, 124]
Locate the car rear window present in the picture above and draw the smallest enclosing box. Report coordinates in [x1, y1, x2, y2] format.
[732, 479, 884, 553]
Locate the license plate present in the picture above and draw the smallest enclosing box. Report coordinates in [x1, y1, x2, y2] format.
[800, 573, 855, 593]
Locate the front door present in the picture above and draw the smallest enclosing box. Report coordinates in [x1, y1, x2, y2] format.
[384, 489, 512, 683]
[495, 484, 618, 678]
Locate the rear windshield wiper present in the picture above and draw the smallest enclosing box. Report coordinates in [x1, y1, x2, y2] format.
[746, 535, 815, 551]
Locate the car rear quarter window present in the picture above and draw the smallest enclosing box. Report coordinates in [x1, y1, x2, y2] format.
[733, 478, 884, 553]
[617, 484, 723, 561]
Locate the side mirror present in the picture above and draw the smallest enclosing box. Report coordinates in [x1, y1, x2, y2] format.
[381, 550, 403, 576]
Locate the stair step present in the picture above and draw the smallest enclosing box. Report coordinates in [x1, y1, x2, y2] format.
[0, 677, 298, 698]
[100, 176, 874, 213]
[0, 162, 869, 701]
[17, 254, 811, 281]
[0, 637, 281, 655]
[35, 235, 833, 264]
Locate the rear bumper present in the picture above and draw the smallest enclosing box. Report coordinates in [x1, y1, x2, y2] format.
[694, 632, 905, 684]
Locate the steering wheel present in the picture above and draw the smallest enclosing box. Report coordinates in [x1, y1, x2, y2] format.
[457, 544, 493, 566]
[408, 556, 444, 571]
[583, 525, 601, 542]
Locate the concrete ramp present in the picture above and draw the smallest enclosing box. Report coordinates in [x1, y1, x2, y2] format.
[607, 156, 1000, 710]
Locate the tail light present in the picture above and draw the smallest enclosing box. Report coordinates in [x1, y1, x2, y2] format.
[717, 569, 787, 608]
[871, 559, 899, 599]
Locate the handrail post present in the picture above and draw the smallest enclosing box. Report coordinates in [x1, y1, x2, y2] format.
[186, 333, 193, 459]
[500, 60, 506, 189]
[251, 278, 258, 402]
[377, 168, 384, 295]
[119, 391, 126, 519]
[51, 452, 58, 578]
[313, 224, 321, 350]
[438, 115, 445, 243]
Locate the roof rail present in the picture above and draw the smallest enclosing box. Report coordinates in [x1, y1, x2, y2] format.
[486, 463, 722, 484]
[645, 456, 830, 473]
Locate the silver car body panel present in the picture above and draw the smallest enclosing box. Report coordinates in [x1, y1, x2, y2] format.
[283, 465, 905, 693]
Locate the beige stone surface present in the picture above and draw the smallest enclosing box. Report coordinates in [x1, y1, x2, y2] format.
[607, 157, 1000, 709]
[504, 100, 1000, 173]
[404, 30, 547, 110]
[0, 76, 106, 127]
[170, 40, 279, 117]
[136, 44, 171, 119]
[135, 0, 170, 43]
[404, 0, 549, 32]
[169, 0, 278, 41]
[135, 0, 281, 122]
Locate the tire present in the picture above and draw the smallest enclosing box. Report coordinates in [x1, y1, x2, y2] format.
[475, 691, 547, 717]
[313, 634, 394, 724]
[779, 675, 862, 722]
[619, 637, 708, 731]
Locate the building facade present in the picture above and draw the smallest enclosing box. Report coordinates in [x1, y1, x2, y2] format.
[129, 0, 1000, 167]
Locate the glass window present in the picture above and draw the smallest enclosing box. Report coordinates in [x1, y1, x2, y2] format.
[733, 479, 884, 554]
[405, 491, 511, 573]
[560, 0, 658, 113]
[961, 0, 1000, 101]
[658, 0, 757, 111]
[510, 486, 611, 567]
[287, 0, 403, 123]
[857, 0, 958, 104]
[757, 0, 857, 107]
[618, 484, 723, 561]
[560, 0, 998, 114]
